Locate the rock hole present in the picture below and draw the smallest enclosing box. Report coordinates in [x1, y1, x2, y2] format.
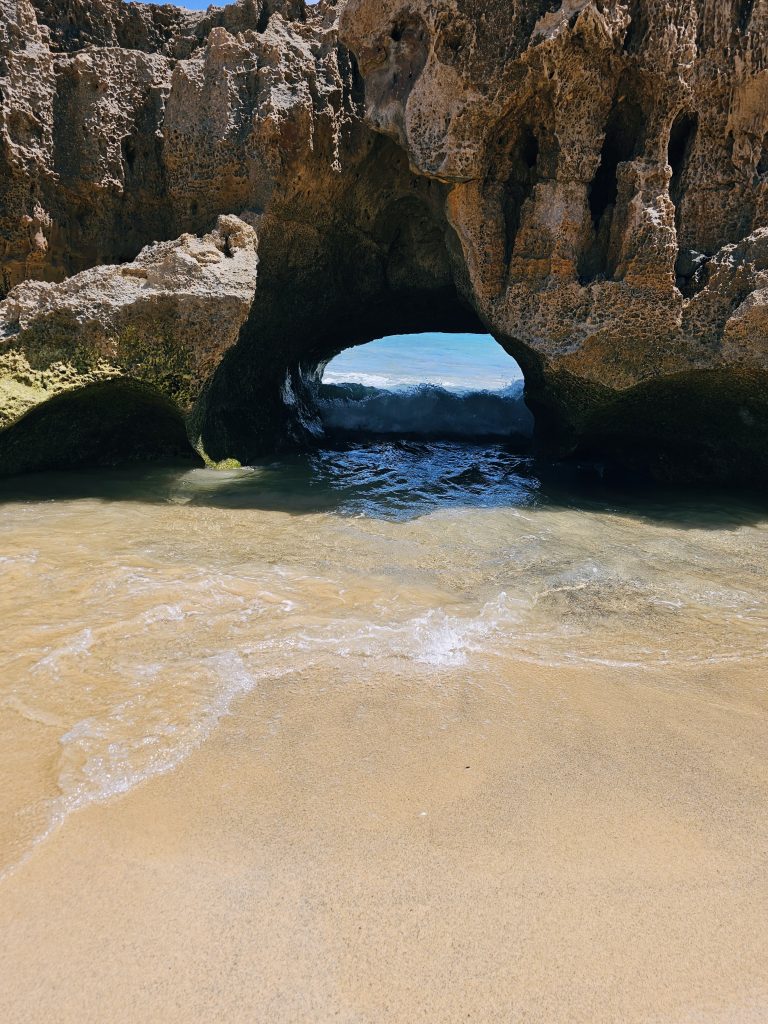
[668, 111, 698, 249]
[668, 112, 700, 294]
[502, 126, 540, 265]
[674, 248, 710, 297]
[757, 134, 768, 177]
[588, 136, 621, 231]
[739, 0, 755, 31]
[521, 132, 539, 170]
[622, 1, 647, 53]
[580, 97, 645, 282]
[668, 112, 698, 211]
[121, 137, 137, 172]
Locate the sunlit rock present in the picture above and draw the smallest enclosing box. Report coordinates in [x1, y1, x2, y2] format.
[0, 215, 258, 458]
[1, 0, 768, 479]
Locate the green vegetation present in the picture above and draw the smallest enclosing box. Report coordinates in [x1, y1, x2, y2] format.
[113, 322, 196, 410]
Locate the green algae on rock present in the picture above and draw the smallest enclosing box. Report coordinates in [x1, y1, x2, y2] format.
[0, 214, 258, 470]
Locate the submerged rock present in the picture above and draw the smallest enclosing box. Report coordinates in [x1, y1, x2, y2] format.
[1, 0, 768, 480]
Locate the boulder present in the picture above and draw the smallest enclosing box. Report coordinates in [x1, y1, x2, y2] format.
[0, 215, 258, 459]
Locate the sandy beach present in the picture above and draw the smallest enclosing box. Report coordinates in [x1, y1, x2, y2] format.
[2, 657, 767, 1023]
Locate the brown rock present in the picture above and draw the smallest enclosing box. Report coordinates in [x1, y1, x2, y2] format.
[1, 0, 768, 480]
[0, 214, 258, 466]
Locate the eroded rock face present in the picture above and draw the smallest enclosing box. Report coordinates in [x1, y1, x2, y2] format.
[1, 0, 768, 480]
[0, 215, 258, 446]
[341, 0, 768, 477]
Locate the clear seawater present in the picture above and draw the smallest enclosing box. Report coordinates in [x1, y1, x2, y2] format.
[1, 332, 767, 877]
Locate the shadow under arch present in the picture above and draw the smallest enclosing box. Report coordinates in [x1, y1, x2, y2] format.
[0, 379, 195, 478]
[193, 169, 538, 466]
[573, 366, 768, 485]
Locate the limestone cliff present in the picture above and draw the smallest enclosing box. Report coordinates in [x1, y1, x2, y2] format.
[1, 0, 767, 481]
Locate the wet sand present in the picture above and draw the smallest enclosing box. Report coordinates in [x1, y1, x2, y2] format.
[2, 659, 767, 1023]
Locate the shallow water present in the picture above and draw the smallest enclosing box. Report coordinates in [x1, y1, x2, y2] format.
[2, 444, 768, 875]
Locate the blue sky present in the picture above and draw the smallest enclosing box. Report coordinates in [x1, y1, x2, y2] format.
[131, 0, 318, 8]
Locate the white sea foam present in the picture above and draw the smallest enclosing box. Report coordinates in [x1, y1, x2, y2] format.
[0, 550, 38, 569]
[317, 381, 532, 439]
[31, 628, 94, 676]
[270, 592, 526, 668]
[3, 650, 269, 879]
[323, 371, 393, 388]
[141, 603, 187, 624]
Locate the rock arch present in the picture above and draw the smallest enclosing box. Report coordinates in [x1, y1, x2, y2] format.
[192, 158, 493, 464]
[2, 0, 768, 482]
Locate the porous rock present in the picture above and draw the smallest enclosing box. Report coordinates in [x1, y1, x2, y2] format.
[1, 0, 768, 480]
[0, 214, 258, 445]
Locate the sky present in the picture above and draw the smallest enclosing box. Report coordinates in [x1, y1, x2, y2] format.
[131, 0, 318, 8]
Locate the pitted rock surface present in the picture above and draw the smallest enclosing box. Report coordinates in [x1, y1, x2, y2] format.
[0, 214, 258, 430]
[1, 0, 768, 479]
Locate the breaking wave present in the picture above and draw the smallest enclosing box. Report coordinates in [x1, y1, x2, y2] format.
[316, 380, 533, 440]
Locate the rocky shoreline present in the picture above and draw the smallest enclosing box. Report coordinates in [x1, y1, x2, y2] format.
[2, 0, 768, 481]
